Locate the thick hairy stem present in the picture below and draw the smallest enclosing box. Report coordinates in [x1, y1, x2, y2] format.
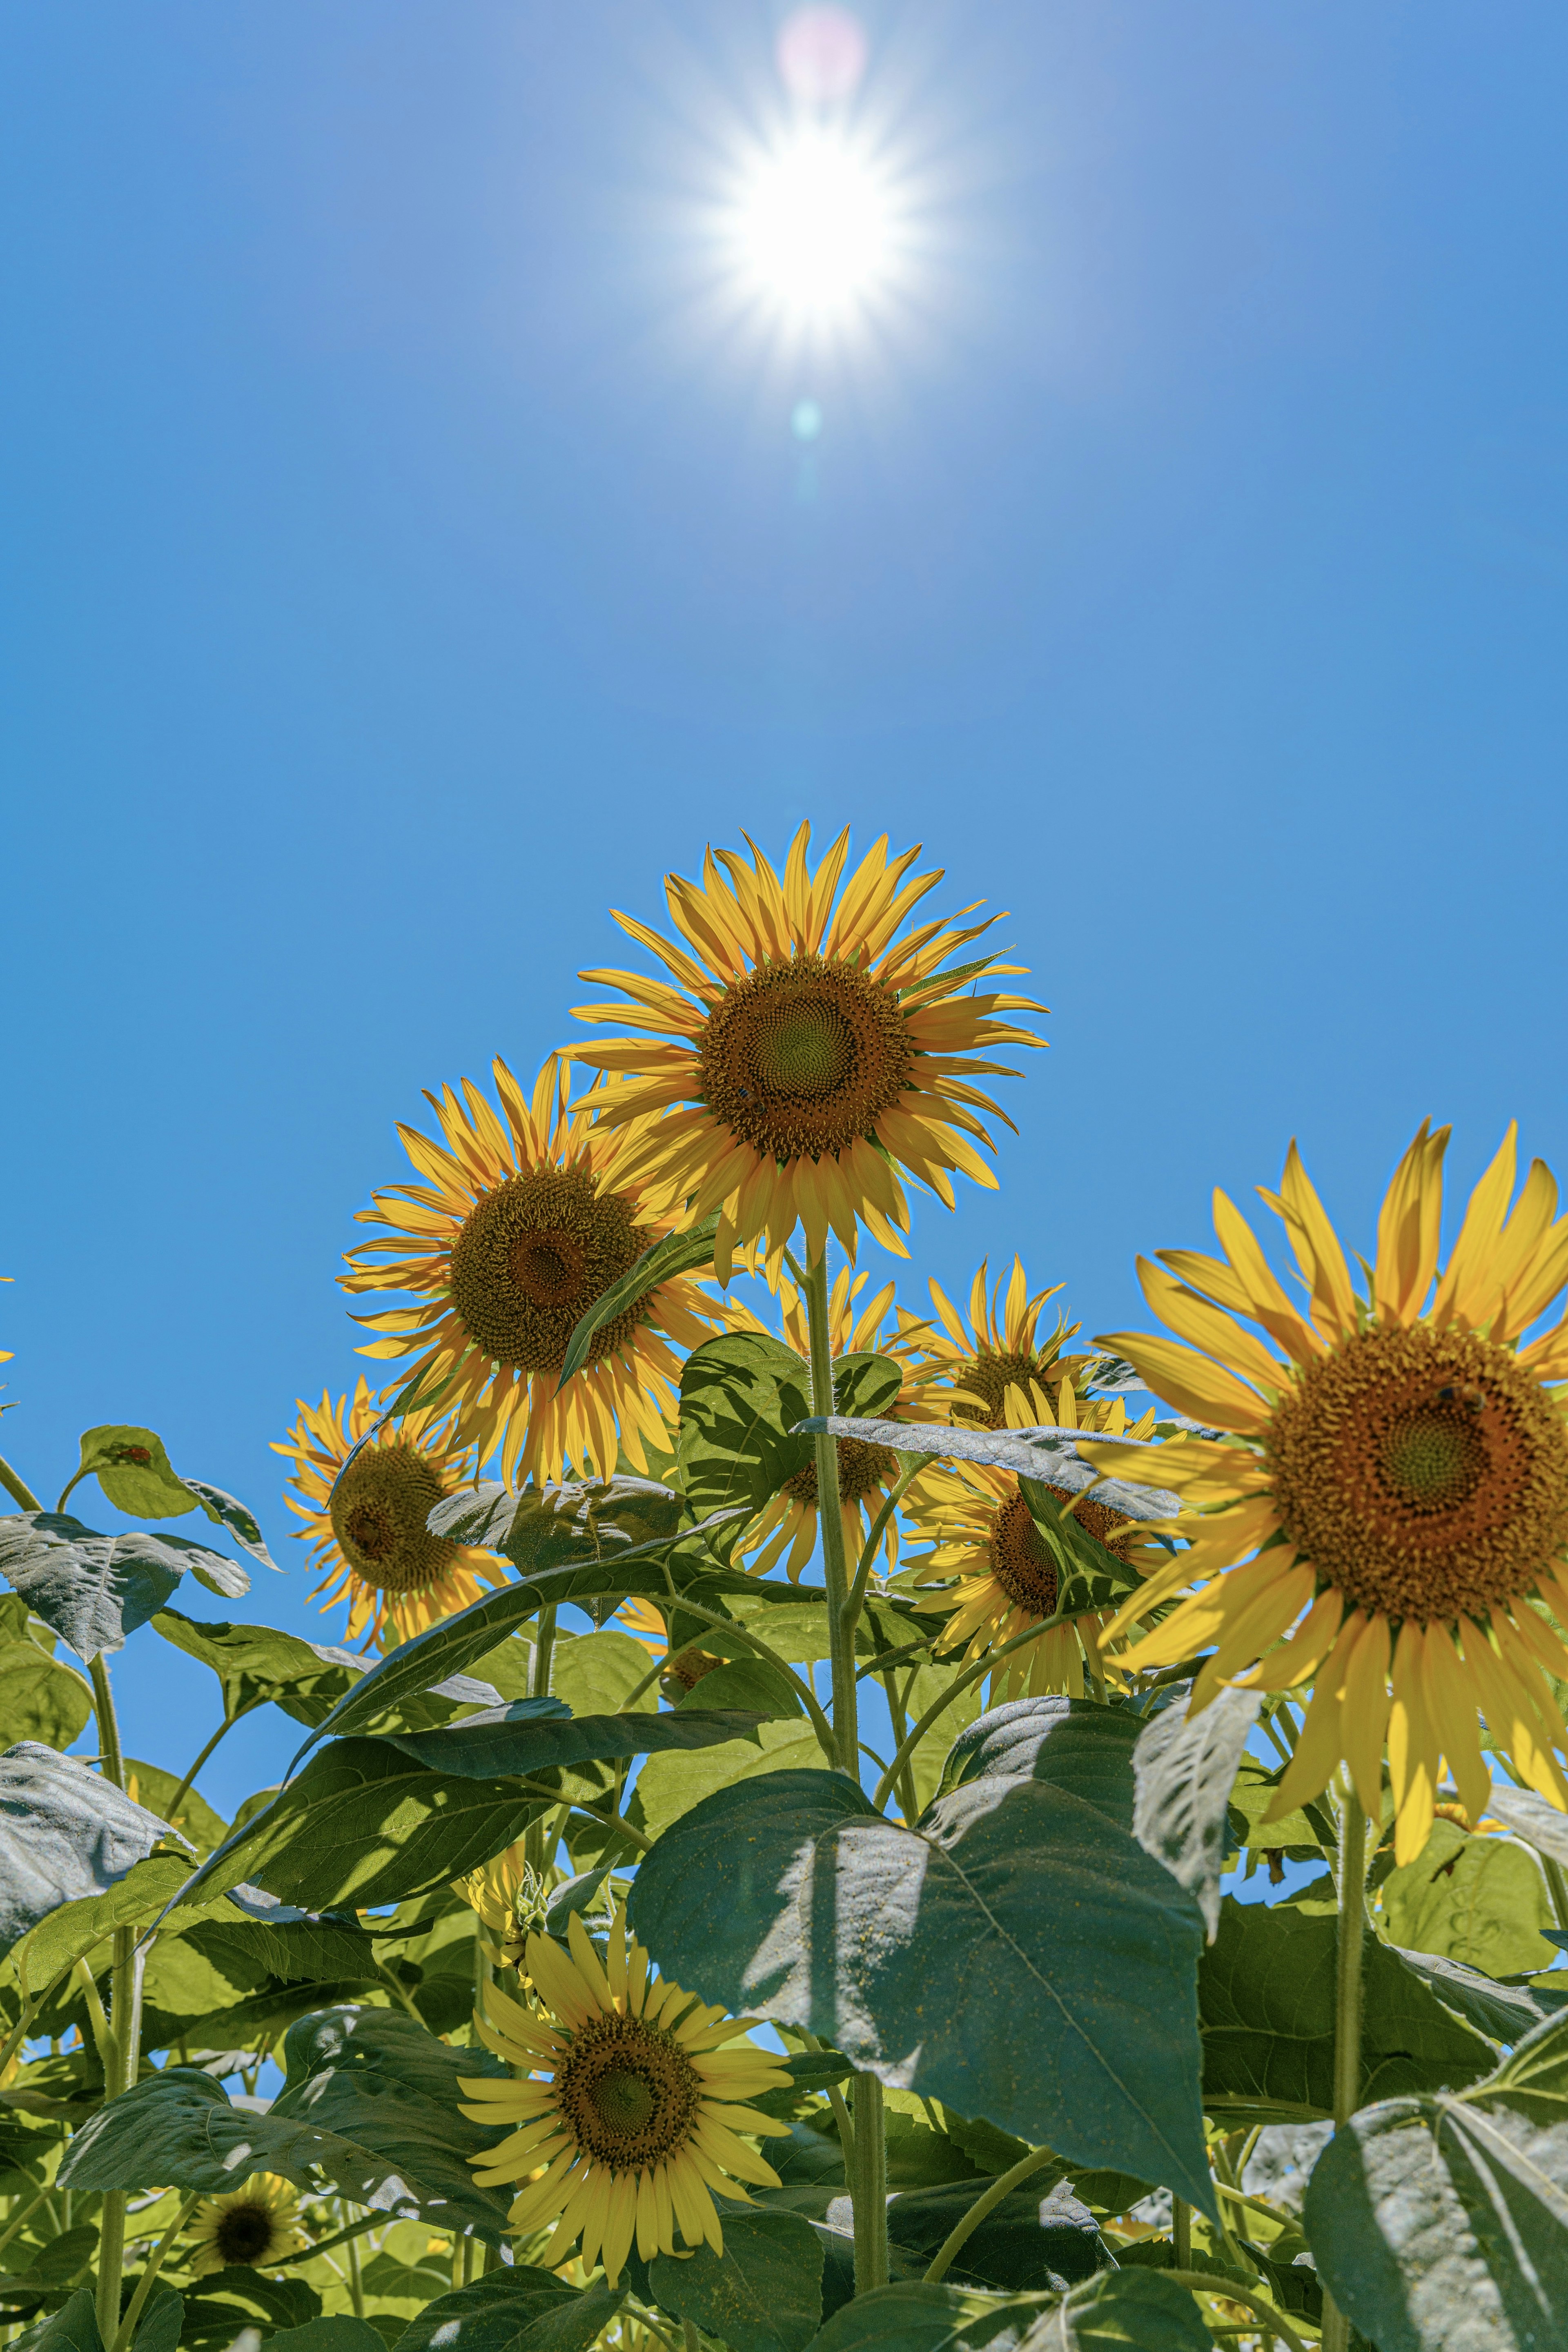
[0, 1453, 43, 1512]
[90, 1657, 125, 1791]
[849, 2071, 888, 2295]
[95, 1923, 138, 2347]
[524, 1608, 558, 1873]
[922, 2145, 1058, 2284]
[1320, 1780, 1368, 2352]
[802, 1253, 859, 1775]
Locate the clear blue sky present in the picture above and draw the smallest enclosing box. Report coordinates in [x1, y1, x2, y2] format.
[5, 1, 1567, 1814]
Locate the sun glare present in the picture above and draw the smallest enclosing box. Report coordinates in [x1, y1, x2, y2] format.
[733, 131, 895, 323]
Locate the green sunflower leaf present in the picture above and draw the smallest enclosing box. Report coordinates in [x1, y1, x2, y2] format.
[1131, 1684, 1261, 1940]
[938, 1698, 1141, 1832]
[370, 1700, 769, 1777]
[1017, 1481, 1145, 1616]
[73, 1426, 196, 1521]
[788, 1419, 1181, 1525]
[7, 2287, 104, 2352]
[633, 1717, 826, 1841]
[800, 2281, 1051, 2352]
[1479, 1780, 1568, 1867]
[1023, 2269, 1217, 2352]
[626, 1765, 1216, 2216]
[151, 1610, 365, 1725]
[0, 1516, 188, 1660]
[263, 2323, 387, 2352]
[675, 1656, 804, 1717]
[178, 2272, 321, 2351]
[122, 1760, 227, 1856]
[557, 1213, 722, 1389]
[180, 1480, 280, 1569]
[1199, 1895, 1498, 2124]
[428, 1474, 683, 1570]
[388, 2270, 624, 2352]
[0, 1638, 93, 1749]
[648, 2208, 824, 2352]
[548, 1626, 659, 1714]
[1302, 2015, 1568, 2352]
[0, 1746, 185, 1962]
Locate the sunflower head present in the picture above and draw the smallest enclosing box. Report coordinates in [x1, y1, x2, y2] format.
[273, 1376, 504, 1651]
[185, 2173, 308, 2277]
[455, 1840, 543, 1971]
[1090, 1121, 1568, 1862]
[571, 824, 1045, 1274]
[341, 1054, 726, 1488]
[913, 1256, 1092, 1431]
[457, 1908, 791, 2287]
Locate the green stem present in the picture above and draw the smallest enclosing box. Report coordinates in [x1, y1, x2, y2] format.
[854, 1633, 940, 1682]
[375, 1961, 426, 2024]
[56, 1469, 89, 1516]
[868, 1620, 921, 1824]
[298, 2210, 385, 2266]
[682, 2321, 700, 2352]
[345, 2214, 366, 2319]
[0, 1453, 43, 1511]
[1320, 1780, 1368, 2352]
[802, 1252, 858, 1777]
[524, 1610, 558, 1874]
[844, 1454, 927, 1632]
[1172, 2196, 1190, 2270]
[95, 1911, 144, 2347]
[90, 1657, 125, 1791]
[1541, 1852, 1568, 1933]
[922, 2145, 1058, 2284]
[504, 1778, 653, 1854]
[110, 2195, 200, 2352]
[0, 2187, 50, 2262]
[871, 1606, 1081, 1811]
[162, 1715, 240, 1825]
[1163, 2274, 1308, 2352]
[849, 2071, 887, 2294]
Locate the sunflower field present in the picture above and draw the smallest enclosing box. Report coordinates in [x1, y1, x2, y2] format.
[3, 825, 1567, 2352]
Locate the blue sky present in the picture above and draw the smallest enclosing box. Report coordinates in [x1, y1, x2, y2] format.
[4, 0, 1568, 1815]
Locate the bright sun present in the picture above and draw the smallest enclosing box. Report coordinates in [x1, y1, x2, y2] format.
[733, 131, 894, 321]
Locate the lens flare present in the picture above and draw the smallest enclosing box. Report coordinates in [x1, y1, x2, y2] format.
[734, 131, 893, 320]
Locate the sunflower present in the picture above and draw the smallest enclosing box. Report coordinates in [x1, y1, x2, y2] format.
[274, 1376, 504, 1651]
[185, 2174, 309, 2277]
[908, 1255, 1094, 1429]
[341, 1055, 727, 1488]
[727, 1267, 944, 1581]
[613, 1596, 668, 1655]
[457, 1840, 534, 1970]
[459, 1908, 791, 2285]
[906, 1379, 1163, 1698]
[1085, 1122, 1568, 1864]
[570, 824, 1045, 1275]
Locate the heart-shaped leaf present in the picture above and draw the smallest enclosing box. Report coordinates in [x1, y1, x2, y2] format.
[939, 1699, 1140, 1833]
[0, 1517, 187, 1659]
[626, 1765, 1214, 2214]
[388, 2270, 623, 2352]
[74, 1427, 195, 1521]
[0, 1639, 93, 1750]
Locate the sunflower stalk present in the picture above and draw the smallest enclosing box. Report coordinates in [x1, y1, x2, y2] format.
[802, 1252, 860, 1776]
[1319, 1777, 1369, 2352]
[0, 1452, 42, 1511]
[524, 1606, 559, 1873]
[849, 2071, 889, 2294]
[109, 2195, 200, 2352]
[163, 1712, 239, 1826]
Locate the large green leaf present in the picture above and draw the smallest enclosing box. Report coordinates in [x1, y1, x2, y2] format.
[1391, 1948, 1556, 2045]
[633, 1719, 825, 1842]
[1379, 1816, 1560, 1976]
[152, 1612, 368, 1727]
[9, 2289, 104, 2352]
[63, 2008, 512, 2234]
[1483, 1782, 1568, 1867]
[647, 2208, 824, 2352]
[791, 1419, 1181, 1525]
[1023, 2271, 1216, 2352]
[186, 1913, 381, 1988]
[549, 1628, 657, 1715]
[873, 2181, 1103, 2292]
[388, 2270, 623, 2352]
[428, 1476, 682, 1574]
[0, 1745, 183, 1959]
[181, 1481, 279, 1568]
[677, 1657, 804, 1718]
[1302, 2011, 1568, 2352]
[677, 1337, 906, 1561]
[802, 2283, 1050, 2352]
[1200, 1896, 1497, 2123]
[9, 1852, 196, 1993]
[894, 1654, 984, 1817]
[178, 2269, 320, 2350]
[176, 1737, 541, 1913]
[123, 1760, 227, 1856]
[265, 2323, 388, 2352]
[0, 1641, 93, 1750]
[558, 1216, 720, 1388]
[1131, 1687, 1260, 1940]
[74, 1426, 196, 1521]
[374, 1702, 767, 1778]
[626, 1766, 1214, 2213]
[0, 1517, 187, 1659]
[938, 1699, 1140, 1833]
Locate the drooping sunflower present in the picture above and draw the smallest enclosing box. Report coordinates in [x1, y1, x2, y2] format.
[274, 1376, 504, 1651]
[459, 1909, 791, 2285]
[1085, 1123, 1568, 1864]
[906, 1381, 1164, 1698]
[185, 2173, 309, 2276]
[341, 1055, 727, 1488]
[907, 1255, 1094, 1429]
[729, 1267, 944, 1581]
[570, 824, 1046, 1274]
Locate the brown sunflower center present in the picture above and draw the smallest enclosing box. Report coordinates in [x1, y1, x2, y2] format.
[214, 2203, 278, 2266]
[554, 2010, 700, 2170]
[661, 1646, 725, 1696]
[952, 1350, 1084, 1431]
[329, 1442, 459, 1595]
[698, 953, 915, 1163]
[987, 1484, 1131, 1616]
[448, 1165, 655, 1374]
[1267, 1323, 1568, 1621]
[782, 1437, 900, 1509]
